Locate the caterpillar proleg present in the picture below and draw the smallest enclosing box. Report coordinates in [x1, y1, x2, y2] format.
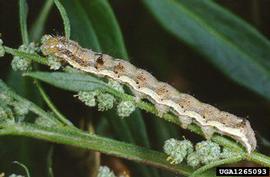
[40, 35, 257, 153]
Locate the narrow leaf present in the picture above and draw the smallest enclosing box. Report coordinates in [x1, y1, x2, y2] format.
[19, 0, 29, 44]
[60, 0, 101, 51]
[30, 0, 54, 41]
[24, 72, 108, 92]
[0, 123, 216, 177]
[53, 0, 71, 39]
[144, 0, 270, 100]
[79, 0, 128, 58]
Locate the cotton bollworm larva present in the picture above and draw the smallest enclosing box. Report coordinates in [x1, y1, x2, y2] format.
[41, 35, 257, 153]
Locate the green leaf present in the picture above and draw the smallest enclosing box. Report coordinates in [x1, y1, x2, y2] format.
[144, 0, 270, 100]
[4, 46, 48, 65]
[54, 0, 71, 39]
[24, 72, 108, 92]
[30, 0, 54, 41]
[60, 0, 101, 51]
[19, 0, 29, 45]
[0, 123, 203, 176]
[79, 0, 128, 58]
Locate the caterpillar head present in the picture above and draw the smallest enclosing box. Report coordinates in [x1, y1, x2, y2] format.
[40, 35, 66, 56]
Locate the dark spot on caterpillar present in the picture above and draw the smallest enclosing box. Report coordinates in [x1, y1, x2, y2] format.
[114, 63, 125, 74]
[63, 50, 74, 58]
[73, 56, 88, 67]
[96, 56, 104, 65]
[95, 54, 104, 69]
[136, 74, 146, 87]
[234, 118, 246, 128]
[156, 86, 168, 96]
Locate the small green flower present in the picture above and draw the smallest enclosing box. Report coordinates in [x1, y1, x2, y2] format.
[220, 148, 238, 159]
[9, 174, 24, 177]
[163, 138, 193, 164]
[187, 152, 200, 168]
[108, 79, 124, 93]
[11, 43, 37, 71]
[0, 39, 5, 57]
[0, 106, 8, 119]
[0, 93, 13, 103]
[97, 93, 115, 111]
[11, 56, 31, 71]
[117, 101, 135, 118]
[97, 166, 116, 177]
[35, 115, 59, 127]
[13, 102, 30, 116]
[47, 56, 61, 70]
[76, 91, 98, 107]
[195, 141, 221, 164]
[0, 105, 15, 123]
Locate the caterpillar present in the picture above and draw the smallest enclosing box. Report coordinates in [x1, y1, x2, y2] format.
[40, 35, 257, 153]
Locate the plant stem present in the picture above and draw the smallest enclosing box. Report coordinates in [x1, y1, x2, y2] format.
[30, 0, 54, 41]
[0, 80, 62, 125]
[53, 0, 70, 39]
[190, 154, 245, 177]
[35, 80, 74, 127]
[19, 0, 29, 45]
[4, 46, 48, 65]
[0, 123, 202, 176]
[247, 152, 270, 167]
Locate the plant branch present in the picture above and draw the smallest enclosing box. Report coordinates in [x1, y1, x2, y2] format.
[34, 80, 74, 127]
[0, 123, 211, 176]
[30, 0, 54, 41]
[190, 154, 245, 177]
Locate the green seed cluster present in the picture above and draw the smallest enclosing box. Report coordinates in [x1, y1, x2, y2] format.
[0, 106, 14, 124]
[195, 141, 221, 164]
[97, 166, 116, 177]
[13, 101, 30, 116]
[76, 91, 98, 107]
[187, 152, 200, 168]
[11, 43, 37, 71]
[47, 56, 61, 70]
[164, 139, 237, 168]
[9, 174, 25, 177]
[0, 106, 8, 120]
[163, 138, 193, 164]
[35, 112, 60, 127]
[76, 81, 136, 118]
[220, 147, 238, 159]
[0, 39, 5, 57]
[108, 79, 124, 93]
[97, 93, 115, 111]
[117, 101, 136, 118]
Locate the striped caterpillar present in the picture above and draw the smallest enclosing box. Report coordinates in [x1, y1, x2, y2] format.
[40, 35, 257, 153]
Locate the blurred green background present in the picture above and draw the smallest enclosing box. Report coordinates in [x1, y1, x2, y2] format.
[0, 0, 270, 176]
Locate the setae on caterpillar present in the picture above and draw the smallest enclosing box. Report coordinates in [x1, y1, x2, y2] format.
[40, 35, 257, 153]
